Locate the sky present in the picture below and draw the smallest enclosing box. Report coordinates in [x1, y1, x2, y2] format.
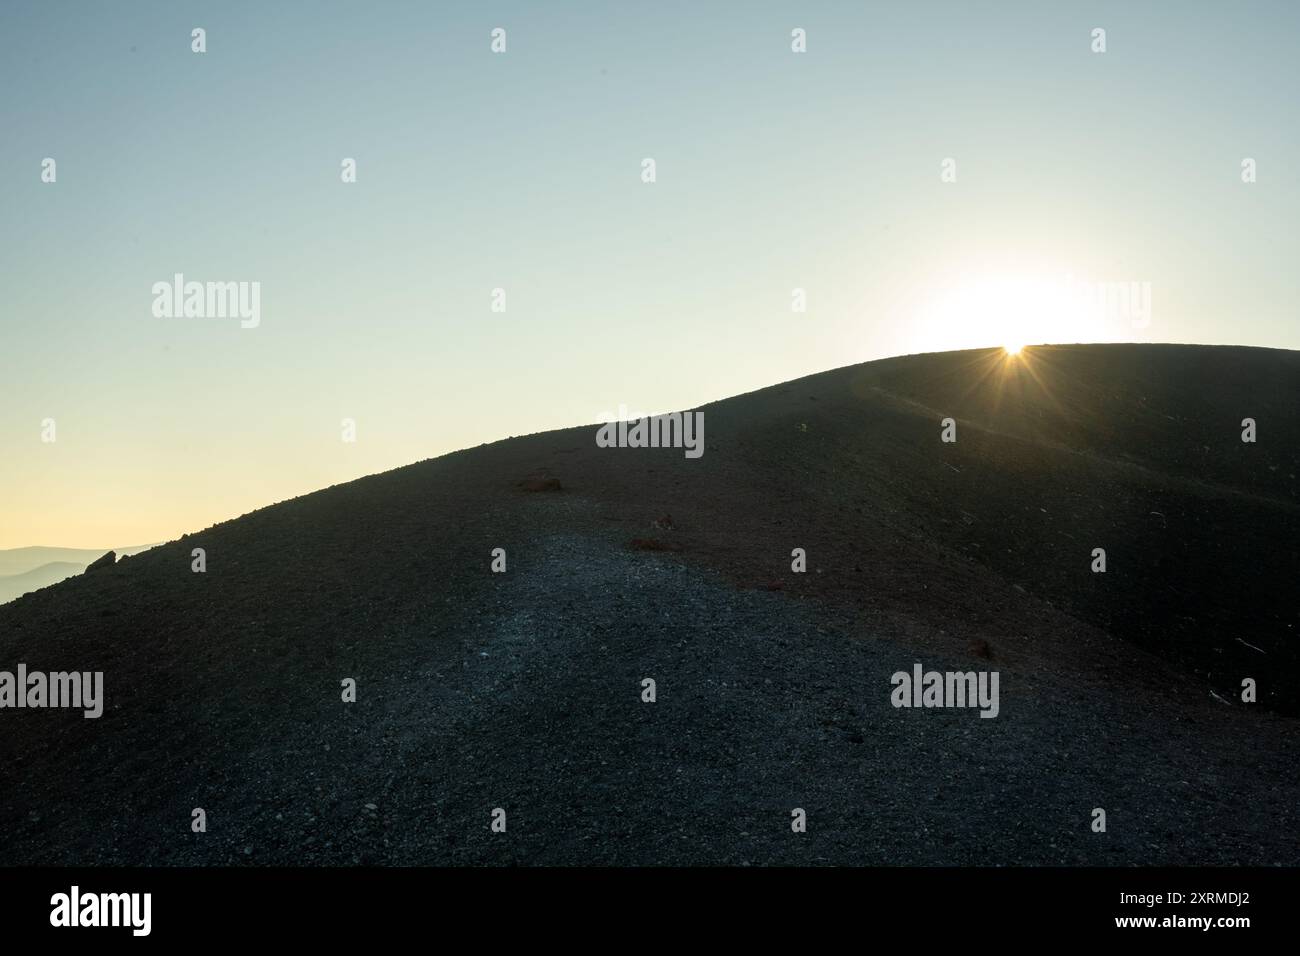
[1, 0, 1297, 548]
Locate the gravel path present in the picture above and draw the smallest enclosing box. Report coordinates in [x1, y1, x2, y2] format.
[79, 521, 1288, 867]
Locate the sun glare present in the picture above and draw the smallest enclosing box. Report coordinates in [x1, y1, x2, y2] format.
[914, 272, 1103, 355]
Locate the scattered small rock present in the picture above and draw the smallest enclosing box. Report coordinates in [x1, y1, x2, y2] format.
[518, 476, 563, 493]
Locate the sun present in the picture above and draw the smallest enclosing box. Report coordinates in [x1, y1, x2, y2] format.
[912, 271, 1100, 355]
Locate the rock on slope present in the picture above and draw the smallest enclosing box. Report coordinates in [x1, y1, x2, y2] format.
[0, 545, 158, 605]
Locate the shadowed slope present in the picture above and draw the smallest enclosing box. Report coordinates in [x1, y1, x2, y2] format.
[0, 343, 1296, 865]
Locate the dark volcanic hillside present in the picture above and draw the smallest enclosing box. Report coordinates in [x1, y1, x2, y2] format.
[1, 343, 1297, 866]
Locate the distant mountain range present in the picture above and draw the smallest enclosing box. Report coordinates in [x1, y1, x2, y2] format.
[0, 545, 157, 604]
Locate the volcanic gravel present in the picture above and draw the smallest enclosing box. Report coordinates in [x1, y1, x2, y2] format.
[1, 344, 1297, 865]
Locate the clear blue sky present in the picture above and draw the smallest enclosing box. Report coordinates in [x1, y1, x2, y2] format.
[2, 0, 1297, 546]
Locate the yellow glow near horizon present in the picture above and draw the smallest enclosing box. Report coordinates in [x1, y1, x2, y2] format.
[914, 272, 1101, 354]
